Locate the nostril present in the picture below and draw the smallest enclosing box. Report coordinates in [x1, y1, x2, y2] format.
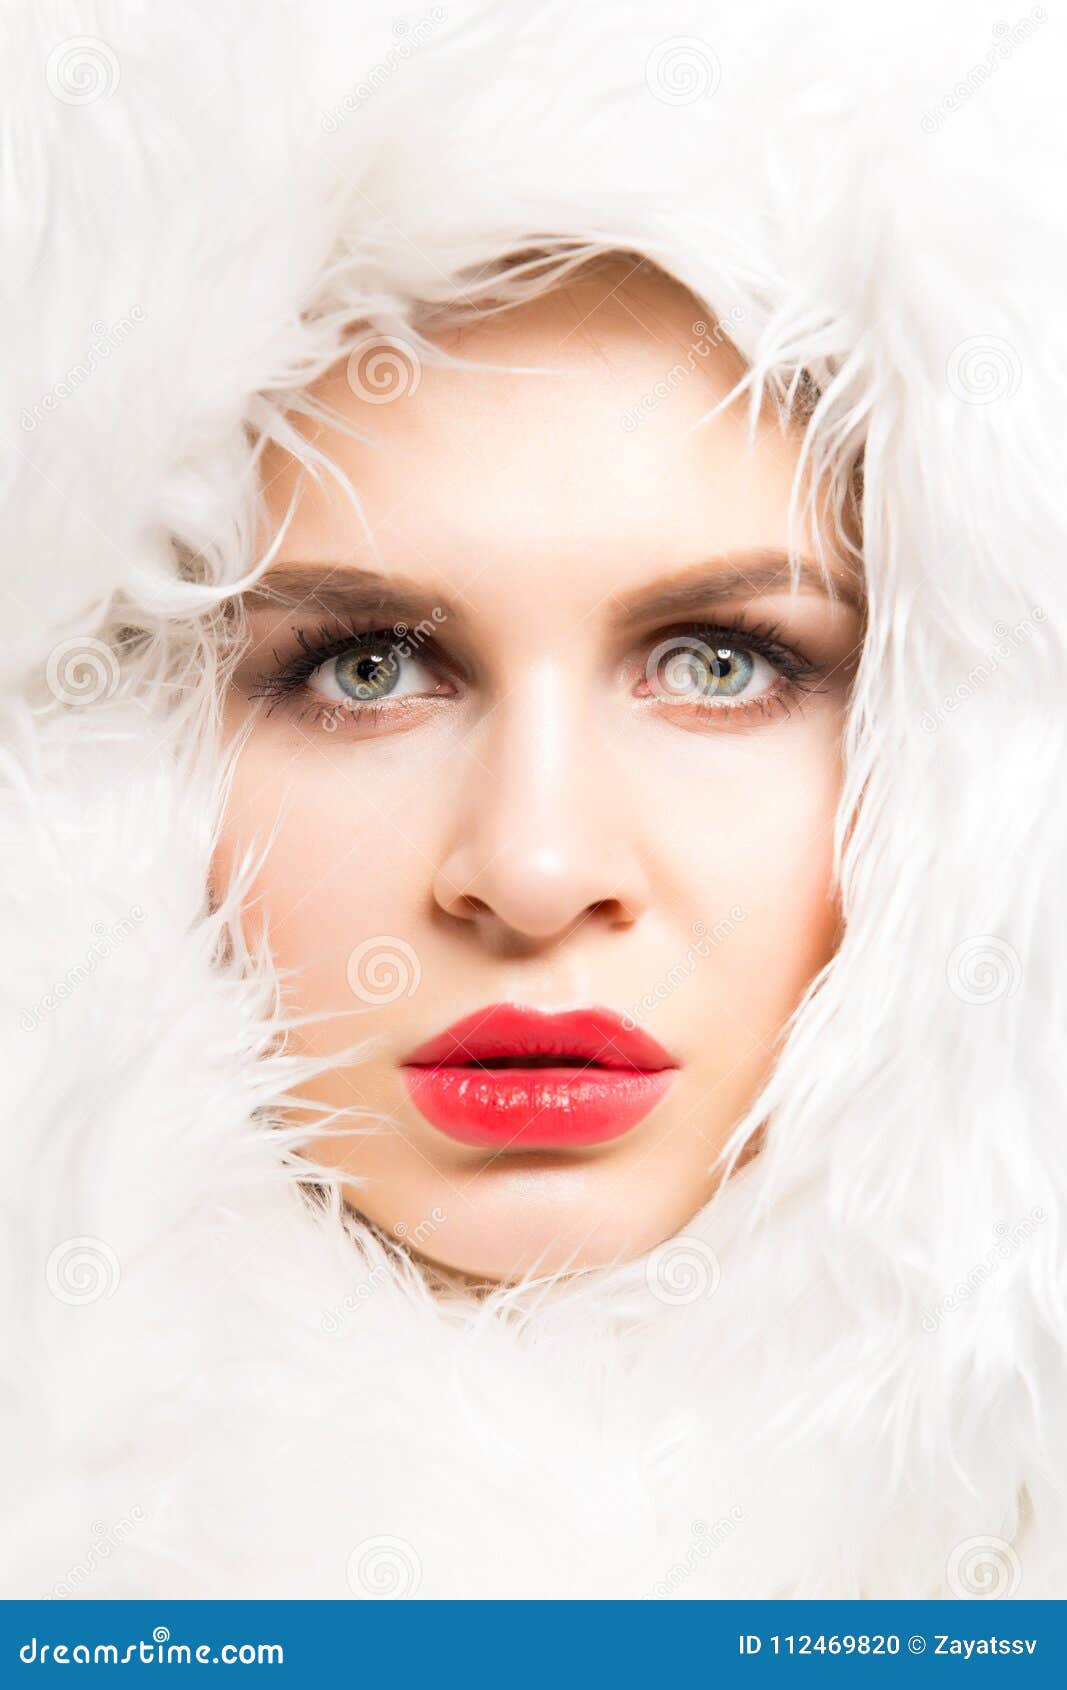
[441, 887, 492, 920]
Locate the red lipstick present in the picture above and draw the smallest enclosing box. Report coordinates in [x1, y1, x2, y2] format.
[401, 1004, 678, 1150]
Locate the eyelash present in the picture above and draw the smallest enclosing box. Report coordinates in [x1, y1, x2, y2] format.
[248, 616, 823, 723]
[663, 619, 821, 693]
[249, 623, 447, 716]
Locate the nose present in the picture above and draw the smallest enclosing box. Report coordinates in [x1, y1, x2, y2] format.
[432, 661, 651, 945]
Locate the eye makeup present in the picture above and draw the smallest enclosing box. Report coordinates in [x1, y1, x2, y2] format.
[631, 616, 823, 720]
[242, 602, 829, 737]
[249, 621, 457, 714]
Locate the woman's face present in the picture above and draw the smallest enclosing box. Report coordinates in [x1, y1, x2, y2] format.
[218, 266, 862, 1280]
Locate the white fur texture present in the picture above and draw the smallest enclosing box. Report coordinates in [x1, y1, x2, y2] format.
[1, 0, 1064, 1599]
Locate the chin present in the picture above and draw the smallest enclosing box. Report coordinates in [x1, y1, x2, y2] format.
[411, 1226, 648, 1285]
[365, 1166, 707, 1284]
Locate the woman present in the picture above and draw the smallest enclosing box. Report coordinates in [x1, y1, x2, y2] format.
[2, 0, 1063, 1599]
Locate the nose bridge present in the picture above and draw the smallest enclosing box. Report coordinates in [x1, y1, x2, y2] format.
[437, 657, 645, 937]
[505, 654, 571, 810]
[482, 657, 594, 893]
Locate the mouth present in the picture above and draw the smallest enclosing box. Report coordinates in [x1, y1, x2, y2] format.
[401, 1004, 678, 1150]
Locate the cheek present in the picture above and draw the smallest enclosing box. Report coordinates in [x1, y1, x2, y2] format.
[640, 716, 842, 1026]
[213, 729, 430, 1039]
[215, 703, 844, 1065]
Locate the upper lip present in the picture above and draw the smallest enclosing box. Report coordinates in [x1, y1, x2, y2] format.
[403, 1004, 677, 1072]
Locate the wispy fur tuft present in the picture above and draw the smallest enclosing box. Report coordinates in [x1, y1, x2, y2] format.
[1, 0, 1064, 1598]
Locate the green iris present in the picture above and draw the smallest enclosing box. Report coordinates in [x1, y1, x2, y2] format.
[700, 645, 754, 696]
[663, 641, 754, 698]
[333, 643, 401, 701]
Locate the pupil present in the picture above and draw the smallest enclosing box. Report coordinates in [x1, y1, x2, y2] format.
[336, 645, 400, 700]
[700, 643, 753, 697]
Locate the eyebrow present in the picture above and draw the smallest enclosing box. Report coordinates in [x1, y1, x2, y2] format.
[242, 564, 460, 627]
[606, 550, 863, 628]
[245, 548, 863, 628]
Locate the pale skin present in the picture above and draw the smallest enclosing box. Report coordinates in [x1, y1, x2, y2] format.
[217, 263, 863, 1281]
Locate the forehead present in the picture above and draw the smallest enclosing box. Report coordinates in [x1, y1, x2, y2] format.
[260, 267, 812, 613]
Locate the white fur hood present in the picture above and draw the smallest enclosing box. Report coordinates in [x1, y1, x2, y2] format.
[1, 0, 1065, 1600]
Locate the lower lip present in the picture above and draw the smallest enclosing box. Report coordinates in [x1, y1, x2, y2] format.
[401, 1065, 676, 1150]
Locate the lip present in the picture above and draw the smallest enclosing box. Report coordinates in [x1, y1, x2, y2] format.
[401, 1004, 678, 1150]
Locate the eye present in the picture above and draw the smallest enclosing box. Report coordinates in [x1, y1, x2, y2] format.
[641, 634, 776, 703]
[306, 635, 437, 705]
